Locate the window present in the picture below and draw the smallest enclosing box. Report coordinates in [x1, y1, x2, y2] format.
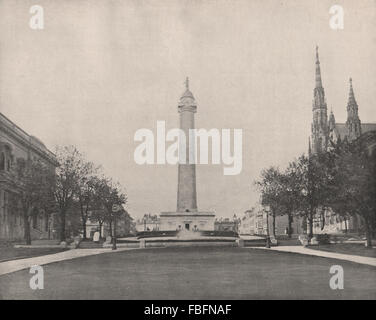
[0, 152, 4, 170]
[1, 146, 13, 171]
[3, 191, 9, 221]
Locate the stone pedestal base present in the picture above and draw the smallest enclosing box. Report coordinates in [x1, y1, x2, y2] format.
[160, 211, 215, 231]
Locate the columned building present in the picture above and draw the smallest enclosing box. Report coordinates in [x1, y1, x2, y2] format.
[160, 78, 215, 231]
[0, 113, 58, 240]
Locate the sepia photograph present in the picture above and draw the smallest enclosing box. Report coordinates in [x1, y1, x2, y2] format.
[0, 0, 375, 306]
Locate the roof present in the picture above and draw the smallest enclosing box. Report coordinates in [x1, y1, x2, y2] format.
[334, 123, 347, 139]
[178, 77, 197, 108]
[179, 89, 197, 107]
[0, 112, 57, 165]
[334, 123, 376, 139]
[361, 123, 376, 134]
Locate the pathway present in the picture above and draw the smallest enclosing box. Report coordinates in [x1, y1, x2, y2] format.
[0, 248, 134, 276]
[248, 245, 376, 267]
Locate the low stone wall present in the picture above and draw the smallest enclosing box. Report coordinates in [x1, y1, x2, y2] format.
[145, 240, 237, 248]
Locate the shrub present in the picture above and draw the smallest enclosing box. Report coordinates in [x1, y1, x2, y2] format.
[316, 233, 331, 245]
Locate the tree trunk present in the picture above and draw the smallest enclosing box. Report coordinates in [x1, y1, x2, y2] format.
[302, 216, 307, 233]
[108, 221, 113, 238]
[365, 217, 372, 247]
[308, 212, 314, 240]
[288, 214, 293, 239]
[320, 209, 325, 231]
[60, 209, 66, 242]
[99, 222, 103, 238]
[265, 210, 270, 248]
[44, 212, 49, 232]
[23, 213, 31, 245]
[272, 212, 276, 237]
[82, 218, 87, 239]
[357, 214, 362, 236]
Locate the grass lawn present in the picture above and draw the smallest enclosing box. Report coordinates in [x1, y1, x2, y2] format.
[309, 243, 376, 258]
[0, 245, 68, 263]
[0, 246, 375, 299]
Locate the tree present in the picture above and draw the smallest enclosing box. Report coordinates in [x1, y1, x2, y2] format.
[255, 167, 284, 237]
[278, 162, 302, 238]
[54, 146, 92, 242]
[10, 158, 54, 244]
[90, 178, 127, 238]
[117, 209, 136, 237]
[328, 139, 376, 247]
[292, 152, 335, 240]
[76, 169, 97, 239]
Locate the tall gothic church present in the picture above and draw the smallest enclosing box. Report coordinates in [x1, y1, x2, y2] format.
[310, 46, 376, 234]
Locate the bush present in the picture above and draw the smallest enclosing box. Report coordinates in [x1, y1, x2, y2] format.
[137, 231, 178, 238]
[316, 234, 331, 245]
[201, 230, 238, 237]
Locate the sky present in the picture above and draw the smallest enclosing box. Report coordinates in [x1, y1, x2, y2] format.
[0, 0, 375, 220]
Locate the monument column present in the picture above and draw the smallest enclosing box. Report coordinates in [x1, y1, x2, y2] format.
[177, 77, 197, 212]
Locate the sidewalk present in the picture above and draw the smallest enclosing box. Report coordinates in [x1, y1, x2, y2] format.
[0, 248, 133, 276]
[248, 246, 376, 267]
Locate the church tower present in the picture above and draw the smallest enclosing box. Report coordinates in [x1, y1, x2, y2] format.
[345, 78, 362, 141]
[311, 46, 329, 154]
[177, 77, 198, 212]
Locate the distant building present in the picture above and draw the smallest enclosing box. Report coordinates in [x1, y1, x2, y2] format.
[214, 215, 239, 232]
[255, 210, 267, 235]
[85, 217, 106, 239]
[0, 113, 58, 240]
[266, 214, 303, 236]
[238, 209, 256, 235]
[81, 208, 135, 239]
[136, 214, 160, 232]
[240, 207, 303, 236]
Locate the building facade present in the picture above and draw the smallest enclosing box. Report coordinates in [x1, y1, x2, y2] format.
[240, 208, 303, 236]
[135, 214, 160, 232]
[238, 210, 256, 235]
[0, 113, 58, 241]
[214, 215, 239, 232]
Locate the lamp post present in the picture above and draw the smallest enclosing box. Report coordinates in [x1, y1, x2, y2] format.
[111, 204, 121, 250]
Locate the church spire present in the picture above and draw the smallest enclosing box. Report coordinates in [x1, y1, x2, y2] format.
[315, 45, 322, 88]
[347, 77, 356, 105]
[346, 77, 361, 141]
[311, 45, 328, 154]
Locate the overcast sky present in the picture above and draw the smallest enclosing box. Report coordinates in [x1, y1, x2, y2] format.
[1, 0, 375, 220]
